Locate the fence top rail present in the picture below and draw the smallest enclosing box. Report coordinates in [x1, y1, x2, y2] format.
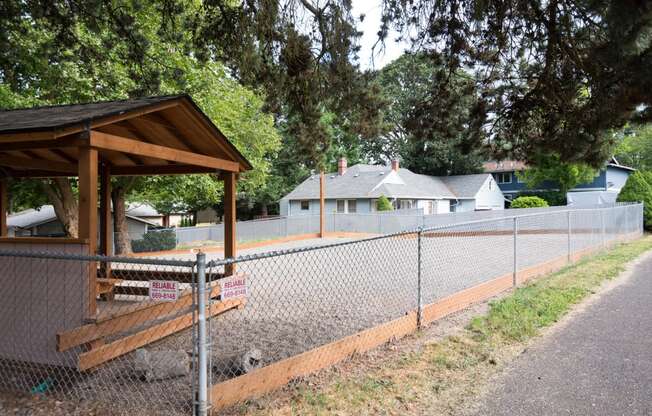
[0, 248, 196, 267]
[207, 203, 642, 267]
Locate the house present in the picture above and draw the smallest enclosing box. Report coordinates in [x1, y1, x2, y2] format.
[280, 159, 504, 216]
[126, 203, 186, 227]
[483, 157, 635, 206]
[7, 205, 160, 242]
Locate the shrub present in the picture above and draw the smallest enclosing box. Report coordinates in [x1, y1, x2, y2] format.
[617, 171, 652, 229]
[510, 196, 549, 209]
[517, 190, 566, 206]
[131, 229, 177, 253]
[376, 195, 393, 211]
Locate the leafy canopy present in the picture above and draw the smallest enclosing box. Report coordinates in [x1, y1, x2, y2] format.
[375, 53, 484, 176]
[517, 154, 598, 195]
[381, 1, 652, 167]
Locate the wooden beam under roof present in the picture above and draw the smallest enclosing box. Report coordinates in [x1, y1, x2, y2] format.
[89, 130, 240, 172]
[0, 153, 76, 173]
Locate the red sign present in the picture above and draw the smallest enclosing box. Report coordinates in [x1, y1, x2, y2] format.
[149, 280, 180, 302]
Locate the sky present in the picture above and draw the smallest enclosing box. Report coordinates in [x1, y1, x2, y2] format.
[350, 0, 409, 70]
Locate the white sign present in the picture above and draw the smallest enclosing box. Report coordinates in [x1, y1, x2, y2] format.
[149, 280, 180, 302]
[220, 274, 247, 300]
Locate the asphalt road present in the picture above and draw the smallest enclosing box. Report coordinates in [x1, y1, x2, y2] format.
[474, 251, 652, 416]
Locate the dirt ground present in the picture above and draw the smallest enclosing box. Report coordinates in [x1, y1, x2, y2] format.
[0, 284, 506, 416]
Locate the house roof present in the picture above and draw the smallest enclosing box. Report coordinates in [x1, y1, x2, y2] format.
[7, 205, 160, 229]
[440, 174, 491, 198]
[126, 202, 162, 217]
[282, 164, 494, 201]
[483, 157, 635, 173]
[0, 94, 252, 177]
[483, 160, 527, 173]
[0, 95, 182, 133]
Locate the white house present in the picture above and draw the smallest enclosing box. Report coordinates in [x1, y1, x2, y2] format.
[279, 159, 505, 216]
[7, 205, 160, 244]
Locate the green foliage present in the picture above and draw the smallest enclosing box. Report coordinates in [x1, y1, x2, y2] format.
[510, 196, 549, 209]
[614, 124, 652, 170]
[382, 2, 652, 167]
[517, 154, 598, 195]
[617, 171, 652, 229]
[131, 230, 177, 253]
[516, 191, 566, 207]
[376, 53, 484, 175]
[0, 2, 281, 217]
[376, 195, 393, 211]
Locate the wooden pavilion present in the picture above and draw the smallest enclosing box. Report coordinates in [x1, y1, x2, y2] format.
[0, 95, 250, 369]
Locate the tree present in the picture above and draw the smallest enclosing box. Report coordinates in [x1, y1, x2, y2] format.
[614, 124, 652, 170]
[376, 195, 393, 211]
[383, 54, 485, 176]
[0, 2, 281, 252]
[517, 154, 598, 196]
[0, 0, 386, 172]
[617, 171, 652, 229]
[380, 1, 652, 168]
[510, 196, 549, 209]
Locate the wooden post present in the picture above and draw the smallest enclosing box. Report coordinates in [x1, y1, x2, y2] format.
[224, 172, 237, 276]
[0, 179, 7, 237]
[79, 146, 98, 317]
[99, 163, 112, 256]
[99, 163, 112, 298]
[319, 171, 325, 238]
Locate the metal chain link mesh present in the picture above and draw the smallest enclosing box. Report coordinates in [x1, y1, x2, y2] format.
[0, 203, 643, 415]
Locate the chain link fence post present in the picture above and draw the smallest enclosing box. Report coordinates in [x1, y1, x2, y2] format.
[195, 252, 209, 416]
[601, 208, 606, 248]
[513, 216, 518, 286]
[567, 210, 572, 264]
[416, 227, 423, 329]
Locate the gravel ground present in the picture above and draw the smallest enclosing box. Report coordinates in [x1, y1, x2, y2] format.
[0, 227, 627, 415]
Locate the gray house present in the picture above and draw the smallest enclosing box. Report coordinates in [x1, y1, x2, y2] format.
[7, 205, 160, 242]
[280, 159, 505, 216]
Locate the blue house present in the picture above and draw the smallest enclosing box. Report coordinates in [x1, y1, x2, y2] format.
[483, 157, 635, 206]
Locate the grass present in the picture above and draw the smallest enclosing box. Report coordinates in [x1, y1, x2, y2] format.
[234, 236, 652, 416]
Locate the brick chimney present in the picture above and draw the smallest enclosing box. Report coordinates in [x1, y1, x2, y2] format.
[391, 159, 399, 172]
[338, 157, 347, 175]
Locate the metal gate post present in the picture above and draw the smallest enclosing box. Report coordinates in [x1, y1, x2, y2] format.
[416, 227, 423, 329]
[195, 252, 209, 416]
[567, 211, 572, 264]
[601, 209, 605, 248]
[513, 216, 518, 286]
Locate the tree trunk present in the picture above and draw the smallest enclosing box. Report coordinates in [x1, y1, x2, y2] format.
[260, 203, 268, 217]
[41, 178, 79, 238]
[111, 186, 132, 255]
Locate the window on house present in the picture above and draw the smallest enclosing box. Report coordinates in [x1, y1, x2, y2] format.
[427, 201, 434, 215]
[347, 200, 357, 213]
[398, 200, 414, 210]
[336, 199, 346, 213]
[450, 201, 458, 212]
[496, 172, 512, 184]
[300, 200, 310, 211]
[516, 174, 525, 183]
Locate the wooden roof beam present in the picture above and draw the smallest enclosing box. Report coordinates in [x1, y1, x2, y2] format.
[89, 130, 240, 172]
[0, 153, 76, 173]
[111, 164, 219, 176]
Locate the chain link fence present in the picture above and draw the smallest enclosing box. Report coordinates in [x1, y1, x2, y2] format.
[140, 203, 633, 252]
[0, 203, 643, 415]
